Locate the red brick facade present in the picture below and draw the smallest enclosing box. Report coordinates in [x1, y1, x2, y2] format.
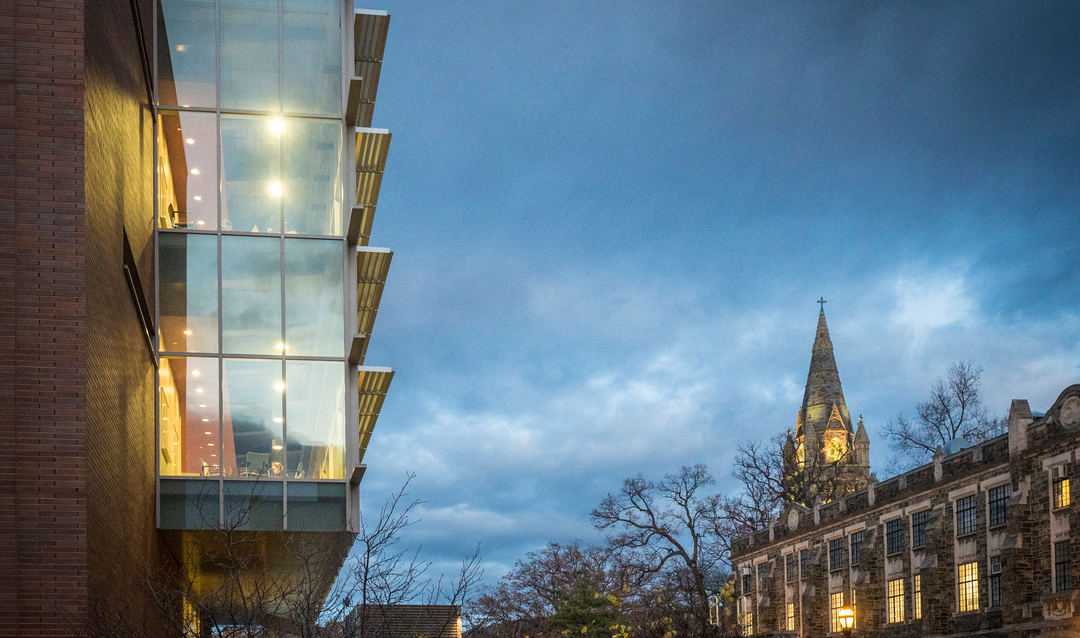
[1, 0, 165, 634]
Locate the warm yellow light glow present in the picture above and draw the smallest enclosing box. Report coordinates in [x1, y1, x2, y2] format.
[176, 45, 186, 52]
[275, 342, 289, 351]
[183, 329, 192, 335]
[201, 418, 209, 422]
[185, 138, 194, 145]
[192, 370, 200, 376]
[838, 608, 854, 631]
[269, 182, 283, 197]
[269, 117, 285, 135]
[199, 404, 206, 408]
[273, 417, 283, 423]
[190, 168, 200, 175]
[208, 443, 214, 447]
[272, 438, 284, 450]
[274, 381, 285, 391]
[195, 388, 204, 393]
[193, 195, 202, 201]
[196, 220, 205, 226]
[204, 431, 211, 435]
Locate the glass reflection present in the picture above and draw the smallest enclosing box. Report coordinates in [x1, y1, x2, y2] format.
[157, 111, 218, 230]
[285, 360, 345, 479]
[223, 358, 284, 479]
[284, 238, 344, 356]
[221, 115, 281, 234]
[220, 0, 279, 112]
[224, 481, 283, 530]
[159, 357, 221, 477]
[287, 482, 346, 531]
[159, 233, 218, 353]
[284, 118, 343, 235]
[282, 0, 342, 117]
[221, 235, 281, 355]
[156, 0, 216, 108]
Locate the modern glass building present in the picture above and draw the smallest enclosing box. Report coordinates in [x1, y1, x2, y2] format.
[153, 0, 395, 605]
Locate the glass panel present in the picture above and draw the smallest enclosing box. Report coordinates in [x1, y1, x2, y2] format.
[159, 357, 222, 476]
[157, 111, 218, 230]
[283, 118, 343, 235]
[285, 360, 345, 479]
[221, 115, 282, 234]
[220, 0, 279, 112]
[223, 358, 285, 478]
[221, 235, 281, 355]
[223, 480, 283, 530]
[287, 482, 346, 531]
[157, 0, 216, 108]
[159, 233, 218, 353]
[160, 479, 220, 529]
[284, 238, 343, 356]
[282, 0, 341, 116]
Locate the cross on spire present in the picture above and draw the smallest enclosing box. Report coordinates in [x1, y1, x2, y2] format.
[817, 297, 827, 314]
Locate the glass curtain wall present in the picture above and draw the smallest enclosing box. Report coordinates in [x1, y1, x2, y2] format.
[156, 0, 348, 532]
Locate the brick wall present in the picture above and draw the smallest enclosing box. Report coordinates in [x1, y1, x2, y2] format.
[0, 0, 88, 634]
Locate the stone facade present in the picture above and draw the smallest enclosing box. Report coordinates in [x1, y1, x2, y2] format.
[731, 384, 1080, 638]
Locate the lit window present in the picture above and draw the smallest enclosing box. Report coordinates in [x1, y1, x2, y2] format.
[887, 578, 905, 623]
[786, 602, 795, 631]
[988, 484, 1011, 528]
[958, 562, 979, 612]
[912, 509, 931, 548]
[830, 538, 843, 571]
[886, 518, 904, 555]
[956, 495, 977, 536]
[1055, 540, 1072, 592]
[830, 592, 844, 633]
[913, 575, 922, 619]
[1054, 468, 1071, 509]
[850, 589, 857, 629]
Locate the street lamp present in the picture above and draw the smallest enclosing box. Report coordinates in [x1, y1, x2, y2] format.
[837, 607, 854, 638]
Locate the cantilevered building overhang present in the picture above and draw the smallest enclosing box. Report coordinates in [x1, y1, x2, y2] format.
[152, 1, 399, 622]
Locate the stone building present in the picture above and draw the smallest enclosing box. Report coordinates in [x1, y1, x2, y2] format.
[2, 0, 396, 632]
[730, 314, 1080, 638]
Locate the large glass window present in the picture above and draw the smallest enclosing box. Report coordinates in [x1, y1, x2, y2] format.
[157, 111, 219, 230]
[160, 479, 220, 529]
[159, 357, 221, 476]
[284, 238, 344, 356]
[829, 592, 844, 633]
[829, 538, 842, 571]
[989, 559, 1001, 607]
[284, 119, 344, 235]
[223, 358, 284, 478]
[282, 0, 342, 116]
[157, 0, 341, 116]
[785, 553, 795, 582]
[850, 531, 864, 565]
[285, 360, 345, 479]
[156, 0, 216, 108]
[914, 574, 922, 619]
[221, 115, 282, 234]
[221, 235, 282, 355]
[159, 233, 218, 353]
[1056, 541, 1072, 592]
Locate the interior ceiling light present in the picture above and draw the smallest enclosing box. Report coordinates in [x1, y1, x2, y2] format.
[193, 195, 202, 201]
[269, 182, 283, 197]
[185, 138, 194, 144]
[190, 168, 200, 175]
[274, 381, 285, 391]
[196, 388, 204, 393]
[192, 370, 200, 376]
[269, 118, 285, 135]
[273, 417, 283, 423]
[183, 329, 192, 335]
[196, 220, 206, 225]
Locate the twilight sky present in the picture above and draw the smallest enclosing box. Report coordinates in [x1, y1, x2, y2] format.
[353, 0, 1080, 586]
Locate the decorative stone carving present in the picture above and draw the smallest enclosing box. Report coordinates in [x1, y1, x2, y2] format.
[1060, 396, 1080, 429]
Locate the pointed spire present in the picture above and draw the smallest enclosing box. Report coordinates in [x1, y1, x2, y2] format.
[854, 415, 869, 444]
[796, 304, 851, 438]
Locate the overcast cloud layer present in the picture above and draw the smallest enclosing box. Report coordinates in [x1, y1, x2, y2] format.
[353, 1, 1080, 584]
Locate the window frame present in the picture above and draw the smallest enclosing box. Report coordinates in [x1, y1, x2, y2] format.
[989, 557, 1001, 608]
[913, 574, 922, 620]
[886, 518, 904, 556]
[1055, 540, 1072, 592]
[911, 509, 931, 549]
[849, 530, 864, 566]
[988, 484, 1011, 529]
[887, 578, 905, 624]
[1053, 466, 1071, 510]
[958, 561, 980, 612]
[829, 537, 843, 572]
[955, 494, 977, 537]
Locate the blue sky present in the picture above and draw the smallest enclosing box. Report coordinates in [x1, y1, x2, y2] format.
[354, 1, 1080, 586]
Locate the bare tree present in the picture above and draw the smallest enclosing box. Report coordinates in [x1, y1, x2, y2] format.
[68, 474, 482, 638]
[590, 465, 729, 638]
[881, 361, 1001, 474]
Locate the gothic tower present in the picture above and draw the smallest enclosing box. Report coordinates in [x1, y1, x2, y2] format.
[785, 302, 870, 503]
